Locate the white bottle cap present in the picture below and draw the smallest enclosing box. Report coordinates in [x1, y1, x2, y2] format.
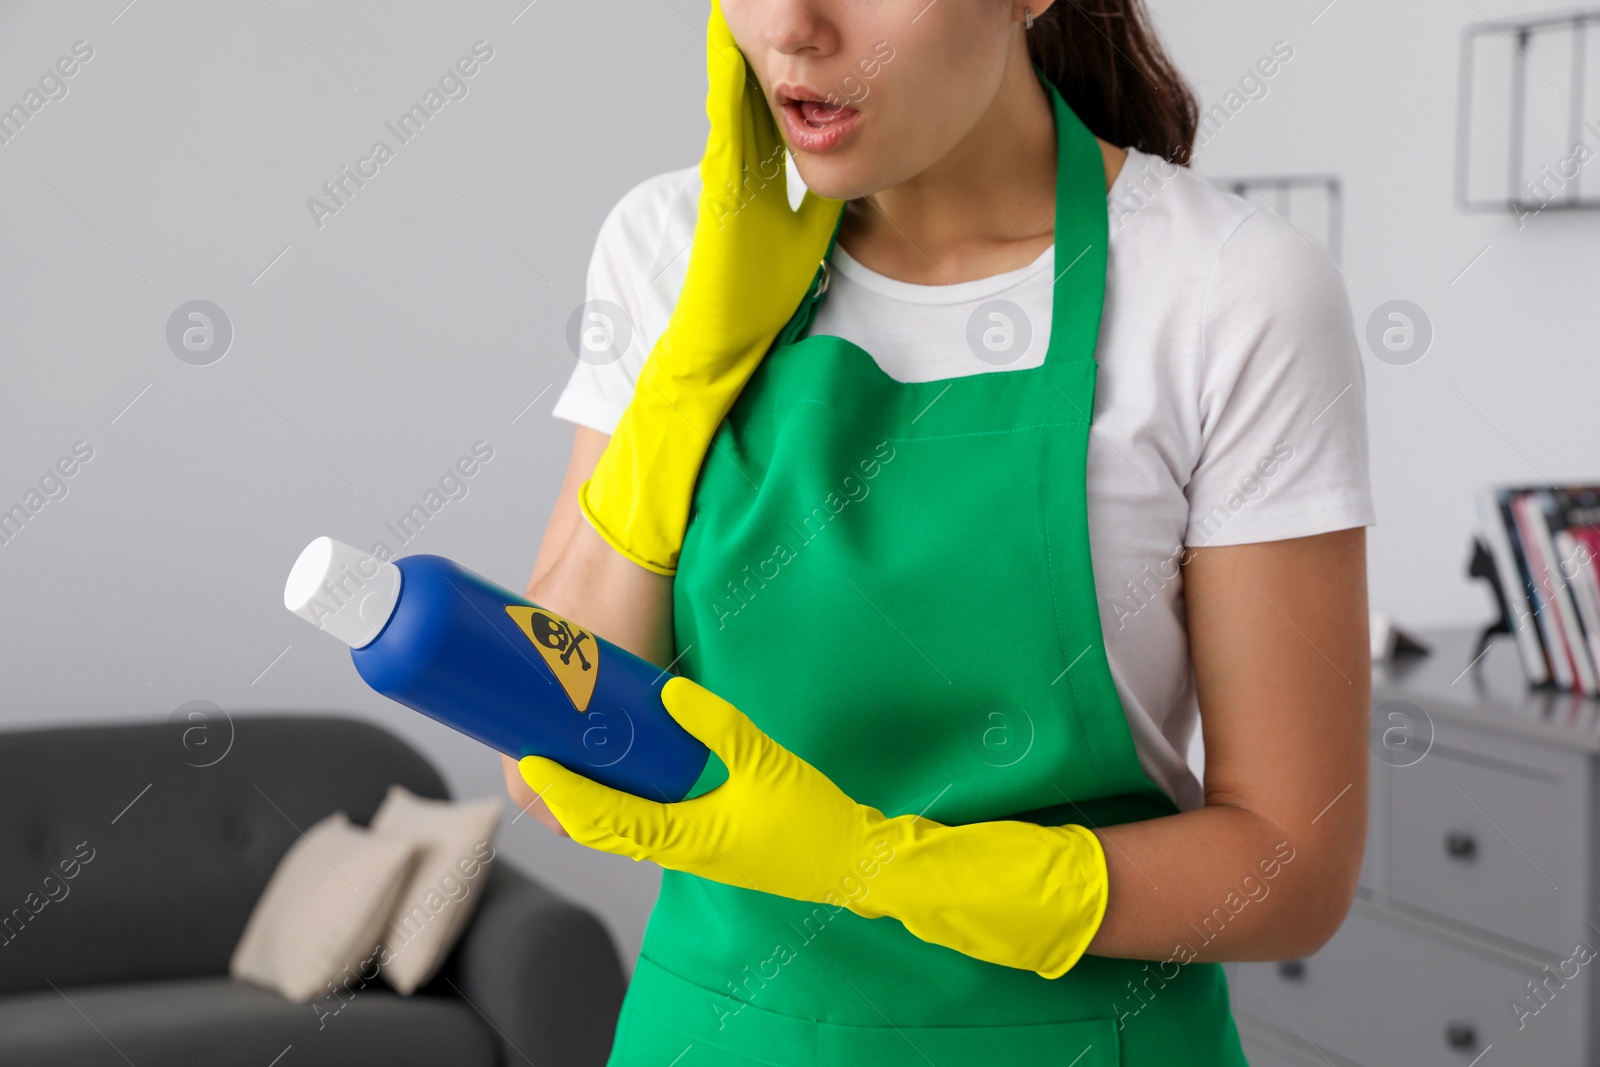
[283, 536, 402, 649]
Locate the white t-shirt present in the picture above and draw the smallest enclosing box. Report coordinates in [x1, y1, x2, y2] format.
[551, 147, 1376, 811]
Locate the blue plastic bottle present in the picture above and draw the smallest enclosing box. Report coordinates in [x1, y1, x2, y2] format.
[284, 536, 725, 802]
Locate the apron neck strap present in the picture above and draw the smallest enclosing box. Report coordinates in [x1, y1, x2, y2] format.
[1038, 69, 1111, 369]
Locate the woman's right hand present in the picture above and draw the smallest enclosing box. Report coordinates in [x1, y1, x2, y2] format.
[512, 0, 833, 826]
[577, 0, 843, 577]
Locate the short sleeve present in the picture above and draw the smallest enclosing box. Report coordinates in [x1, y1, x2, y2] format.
[1183, 208, 1376, 548]
[549, 168, 698, 435]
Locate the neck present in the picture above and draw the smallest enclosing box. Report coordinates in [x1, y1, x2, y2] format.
[837, 52, 1123, 286]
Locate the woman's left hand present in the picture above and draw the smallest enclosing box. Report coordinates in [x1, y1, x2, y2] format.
[520, 676, 1113, 979]
[518, 676, 893, 907]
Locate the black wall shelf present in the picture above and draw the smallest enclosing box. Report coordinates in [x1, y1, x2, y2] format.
[1456, 10, 1600, 213]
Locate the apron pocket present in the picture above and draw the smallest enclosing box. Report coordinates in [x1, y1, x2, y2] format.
[615, 955, 1122, 1067]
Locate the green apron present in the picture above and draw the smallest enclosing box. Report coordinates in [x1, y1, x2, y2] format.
[608, 74, 1250, 1067]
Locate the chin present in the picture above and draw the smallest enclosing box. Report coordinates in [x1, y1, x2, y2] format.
[791, 156, 879, 203]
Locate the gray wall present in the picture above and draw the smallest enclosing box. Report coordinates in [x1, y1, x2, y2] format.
[2, 0, 1595, 973]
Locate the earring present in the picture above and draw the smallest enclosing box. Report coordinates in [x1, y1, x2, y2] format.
[1024, 7, 1034, 29]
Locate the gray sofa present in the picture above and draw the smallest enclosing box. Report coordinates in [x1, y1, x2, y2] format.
[0, 714, 626, 1066]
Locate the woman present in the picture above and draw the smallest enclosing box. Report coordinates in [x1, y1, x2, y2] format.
[505, 0, 1372, 1062]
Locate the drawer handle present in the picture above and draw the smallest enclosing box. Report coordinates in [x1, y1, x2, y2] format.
[1445, 1022, 1478, 1050]
[1444, 831, 1478, 861]
[1276, 960, 1306, 982]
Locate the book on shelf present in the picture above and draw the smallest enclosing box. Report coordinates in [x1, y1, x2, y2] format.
[1476, 484, 1600, 694]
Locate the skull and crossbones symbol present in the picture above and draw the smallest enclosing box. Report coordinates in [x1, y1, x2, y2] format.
[528, 612, 593, 671]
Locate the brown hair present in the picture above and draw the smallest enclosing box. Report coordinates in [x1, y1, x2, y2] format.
[1027, 0, 1198, 165]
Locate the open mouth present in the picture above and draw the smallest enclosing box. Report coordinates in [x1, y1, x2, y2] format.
[791, 98, 850, 128]
[775, 85, 862, 153]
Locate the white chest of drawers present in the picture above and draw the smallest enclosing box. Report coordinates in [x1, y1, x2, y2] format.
[1227, 628, 1600, 1066]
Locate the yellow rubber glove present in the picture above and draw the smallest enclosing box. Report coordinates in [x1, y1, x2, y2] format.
[519, 677, 1111, 979]
[577, 0, 844, 576]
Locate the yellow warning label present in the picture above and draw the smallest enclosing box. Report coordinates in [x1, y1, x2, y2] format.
[505, 605, 599, 712]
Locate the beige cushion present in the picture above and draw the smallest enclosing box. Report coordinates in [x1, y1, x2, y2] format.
[229, 812, 418, 1003]
[370, 785, 505, 995]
